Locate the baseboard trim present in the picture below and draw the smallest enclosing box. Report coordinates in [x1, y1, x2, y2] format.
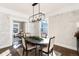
[0, 44, 12, 50]
[55, 43, 77, 51]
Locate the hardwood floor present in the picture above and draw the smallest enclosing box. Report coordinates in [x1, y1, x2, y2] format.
[0, 46, 10, 54]
[0, 45, 78, 56]
[54, 45, 78, 56]
[0, 46, 19, 56]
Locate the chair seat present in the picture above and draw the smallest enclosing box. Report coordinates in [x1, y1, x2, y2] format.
[24, 44, 36, 51]
[40, 44, 54, 53]
[39, 45, 48, 53]
[41, 46, 48, 52]
[40, 46, 54, 53]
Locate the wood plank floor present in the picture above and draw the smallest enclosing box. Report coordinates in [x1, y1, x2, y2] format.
[54, 45, 78, 56]
[0, 45, 78, 56]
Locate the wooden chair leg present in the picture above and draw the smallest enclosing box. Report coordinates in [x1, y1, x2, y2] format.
[40, 51, 42, 56]
[39, 50, 41, 56]
[26, 51, 28, 56]
[22, 49, 24, 56]
[48, 53, 49, 56]
[35, 48, 37, 56]
[39, 51, 40, 56]
[40, 45, 43, 56]
[52, 51, 53, 56]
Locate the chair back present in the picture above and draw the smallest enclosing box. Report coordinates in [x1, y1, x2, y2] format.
[48, 36, 55, 53]
[25, 33, 31, 37]
[21, 37, 27, 49]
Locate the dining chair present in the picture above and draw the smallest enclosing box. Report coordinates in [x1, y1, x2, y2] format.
[21, 36, 36, 56]
[39, 36, 55, 56]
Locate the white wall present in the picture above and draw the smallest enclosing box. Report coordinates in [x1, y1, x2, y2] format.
[27, 22, 40, 36]
[27, 23, 35, 35]
[48, 10, 79, 51]
[34, 22, 40, 36]
[0, 6, 28, 49]
[0, 13, 12, 48]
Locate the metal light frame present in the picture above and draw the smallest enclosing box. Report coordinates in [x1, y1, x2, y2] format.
[29, 3, 45, 22]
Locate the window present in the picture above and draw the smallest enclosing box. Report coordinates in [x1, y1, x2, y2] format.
[40, 20, 48, 38]
[13, 23, 19, 34]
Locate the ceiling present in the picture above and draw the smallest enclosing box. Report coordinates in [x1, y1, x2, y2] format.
[0, 3, 79, 17]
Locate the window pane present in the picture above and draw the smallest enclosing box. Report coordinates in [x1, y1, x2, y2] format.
[41, 20, 48, 38]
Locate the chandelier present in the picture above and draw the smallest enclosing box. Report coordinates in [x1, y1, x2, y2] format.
[29, 3, 45, 22]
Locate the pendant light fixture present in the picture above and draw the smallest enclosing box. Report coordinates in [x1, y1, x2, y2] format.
[29, 3, 45, 23]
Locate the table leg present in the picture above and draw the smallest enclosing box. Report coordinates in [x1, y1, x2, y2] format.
[40, 45, 43, 56]
[35, 45, 37, 56]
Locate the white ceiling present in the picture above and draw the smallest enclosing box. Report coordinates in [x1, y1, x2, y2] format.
[0, 3, 79, 17]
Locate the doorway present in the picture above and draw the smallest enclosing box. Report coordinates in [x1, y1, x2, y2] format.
[12, 21, 25, 48]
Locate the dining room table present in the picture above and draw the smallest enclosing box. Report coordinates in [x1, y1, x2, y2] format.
[25, 36, 50, 56]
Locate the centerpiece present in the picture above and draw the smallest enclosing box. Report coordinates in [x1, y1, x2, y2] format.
[29, 36, 43, 41]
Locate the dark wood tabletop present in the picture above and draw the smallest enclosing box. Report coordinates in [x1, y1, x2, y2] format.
[25, 37, 49, 45]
